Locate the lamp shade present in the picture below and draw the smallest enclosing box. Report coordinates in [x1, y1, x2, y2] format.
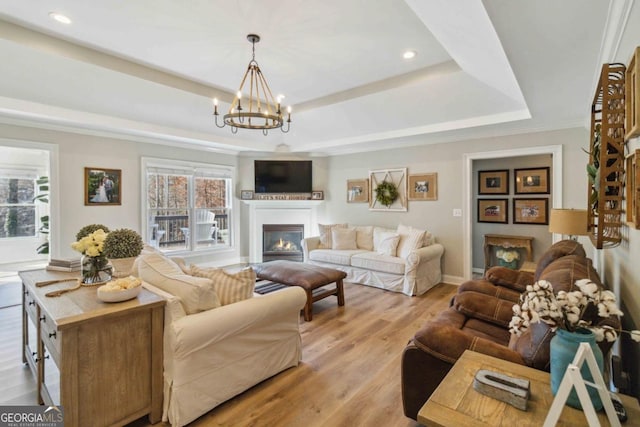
[548, 209, 588, 236]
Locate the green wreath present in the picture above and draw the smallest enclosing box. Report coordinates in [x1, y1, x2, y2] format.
[375, 181, 398, 207]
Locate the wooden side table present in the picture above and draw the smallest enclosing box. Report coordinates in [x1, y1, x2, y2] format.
[20, 269, 165, 427]
[418, 350, 640, 426]
[484, 234, 534, 270]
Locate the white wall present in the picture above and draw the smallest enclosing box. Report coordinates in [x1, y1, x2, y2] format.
[0, 123, 240, 266]
[237, 127, 588, 282]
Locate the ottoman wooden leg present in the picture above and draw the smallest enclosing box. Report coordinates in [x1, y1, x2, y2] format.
[304, 289, 313, 321]
[336, 279, 345, 306]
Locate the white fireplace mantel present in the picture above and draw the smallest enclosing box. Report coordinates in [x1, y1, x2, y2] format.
[244, 200, 323, 263]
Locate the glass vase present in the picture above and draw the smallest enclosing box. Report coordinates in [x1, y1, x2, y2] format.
[81, 255, 112, 284]
[550, 328, 604, 411]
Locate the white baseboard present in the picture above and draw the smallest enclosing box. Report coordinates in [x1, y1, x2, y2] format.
[442, 274, 465, 285]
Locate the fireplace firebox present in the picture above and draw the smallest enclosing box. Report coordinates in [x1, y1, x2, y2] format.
[262, 224, 304, 262]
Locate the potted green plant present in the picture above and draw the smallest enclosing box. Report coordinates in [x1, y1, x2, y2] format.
[102, 228, 144, 278]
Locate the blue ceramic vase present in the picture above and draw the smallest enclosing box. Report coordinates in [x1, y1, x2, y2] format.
[550, 328, 604, 411]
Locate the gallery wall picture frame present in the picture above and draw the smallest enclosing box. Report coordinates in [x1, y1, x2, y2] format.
[626, 149, 640, 229]
[625, 46, 640, 141]
[514, 167, 550, 194]
[240, 190, 254, 200]
[311, 191, 324, 200]
[477, 198, 508, 223]
[347, 179, 369, 203]
[408, 173, 437, 201]
[478, 169, 509, 195]
[513, 198, 549, 225]
[84, 167, 121, 206]
[369, 168, 408, 212]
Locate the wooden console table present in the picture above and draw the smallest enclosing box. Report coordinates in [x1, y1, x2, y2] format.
[484, 234, 534, 270]
[20, 269, 165, 427]
[419, 350, 640, 426]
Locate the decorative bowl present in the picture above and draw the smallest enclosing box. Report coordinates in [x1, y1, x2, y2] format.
[97, 276, 142, 303]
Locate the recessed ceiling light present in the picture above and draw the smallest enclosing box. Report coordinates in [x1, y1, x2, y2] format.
[403, 50, 417, 60]
[49, 12, 72, 25]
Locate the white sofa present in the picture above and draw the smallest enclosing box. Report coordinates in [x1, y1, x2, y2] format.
[137, 253, 307, 427]
[302, 224, 444, 296]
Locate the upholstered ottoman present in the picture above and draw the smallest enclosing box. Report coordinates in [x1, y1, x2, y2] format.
[253, 260, 346, 321]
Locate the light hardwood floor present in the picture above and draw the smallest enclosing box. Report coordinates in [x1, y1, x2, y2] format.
[1, 281, 458, 427]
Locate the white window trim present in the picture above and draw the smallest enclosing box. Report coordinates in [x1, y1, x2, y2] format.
[141, 157, 236, 255]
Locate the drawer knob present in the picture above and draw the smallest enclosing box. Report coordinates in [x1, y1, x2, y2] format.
[39, 315, 46, 322]
[49, 331, 57, 339]
[28, 301, 35, 306]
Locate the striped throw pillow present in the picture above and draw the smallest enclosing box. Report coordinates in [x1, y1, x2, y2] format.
[190, 265, 256, 305]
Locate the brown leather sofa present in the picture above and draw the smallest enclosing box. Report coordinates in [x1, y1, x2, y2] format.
[401, 240, 620, 420]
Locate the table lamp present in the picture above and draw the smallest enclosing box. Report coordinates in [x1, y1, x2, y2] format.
[548, 209, 588, 240]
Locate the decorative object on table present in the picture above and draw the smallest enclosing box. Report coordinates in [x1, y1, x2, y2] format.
[548, 209, 588, 240]
[473, 369, 530, 411]
[625, 46, 640, 141]
[97, 276, 143, 302]
[240, 190, 254, 200]
[369, 168, 407, 211]
[347, 179, 369, 203]
[408, 173, 437, 201]
[513, 198, 549, 225]
[84, 167, 121, 206]
[514, 167, 550, 194]
[550, 328, 603, 410]
[76, 223, 110, 240]
[212, 34, 291, 135]
[509, 279, 639, 411]
[477, 198, 508, 223]
[46, 257, 82, 272]
[496, 248, 519, 269]
[311, 191, 324, 200]
[103, 228, 144, 278]
[71, 227, 112, 284]
[478, 169, 509, 195]
[544, 342, 620, 427]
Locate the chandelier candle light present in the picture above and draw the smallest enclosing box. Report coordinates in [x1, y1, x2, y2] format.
[213, 34, 291, 135]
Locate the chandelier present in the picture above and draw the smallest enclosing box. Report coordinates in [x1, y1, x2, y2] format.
[213, 34, 291, 135]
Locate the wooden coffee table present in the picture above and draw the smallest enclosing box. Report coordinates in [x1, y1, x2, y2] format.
[253, 260, 346, 321]
[419, 350, 640, 426]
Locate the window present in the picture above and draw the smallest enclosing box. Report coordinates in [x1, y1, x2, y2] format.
[143, 158, 234, 252]
[0, 170, 38, 238]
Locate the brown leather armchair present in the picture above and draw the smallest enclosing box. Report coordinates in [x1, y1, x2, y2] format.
[401, 240, 620, 420]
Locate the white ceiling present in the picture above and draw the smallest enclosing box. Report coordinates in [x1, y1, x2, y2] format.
[0, 0, 630, 155]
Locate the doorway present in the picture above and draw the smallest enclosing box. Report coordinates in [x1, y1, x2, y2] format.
[462, 145, 563, 280]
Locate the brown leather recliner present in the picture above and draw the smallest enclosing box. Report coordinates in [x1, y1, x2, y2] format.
[401, 240, 620, 420]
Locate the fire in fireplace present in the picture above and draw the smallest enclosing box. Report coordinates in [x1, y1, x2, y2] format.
[262, 224, 304, 262]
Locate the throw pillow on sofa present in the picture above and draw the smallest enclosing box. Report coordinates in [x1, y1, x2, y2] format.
[137, 252, 220, 314]
[353, 225, 374, 251]
[190, 265, 256, 305]
[318, 223, 348, 249]
[376, 231, 401, 257]
[332, 227, 358, 250]
[396, 224, 426, 258]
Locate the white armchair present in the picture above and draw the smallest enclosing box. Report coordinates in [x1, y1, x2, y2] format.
[143, 282, 306, 427]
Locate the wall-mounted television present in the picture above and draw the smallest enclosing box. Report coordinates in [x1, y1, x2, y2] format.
[254, 160, 312, 194]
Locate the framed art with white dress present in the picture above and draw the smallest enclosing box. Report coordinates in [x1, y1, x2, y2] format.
[84, 167, 122, 206]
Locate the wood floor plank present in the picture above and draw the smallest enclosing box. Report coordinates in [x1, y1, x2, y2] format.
[1, 282, 458, 426]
